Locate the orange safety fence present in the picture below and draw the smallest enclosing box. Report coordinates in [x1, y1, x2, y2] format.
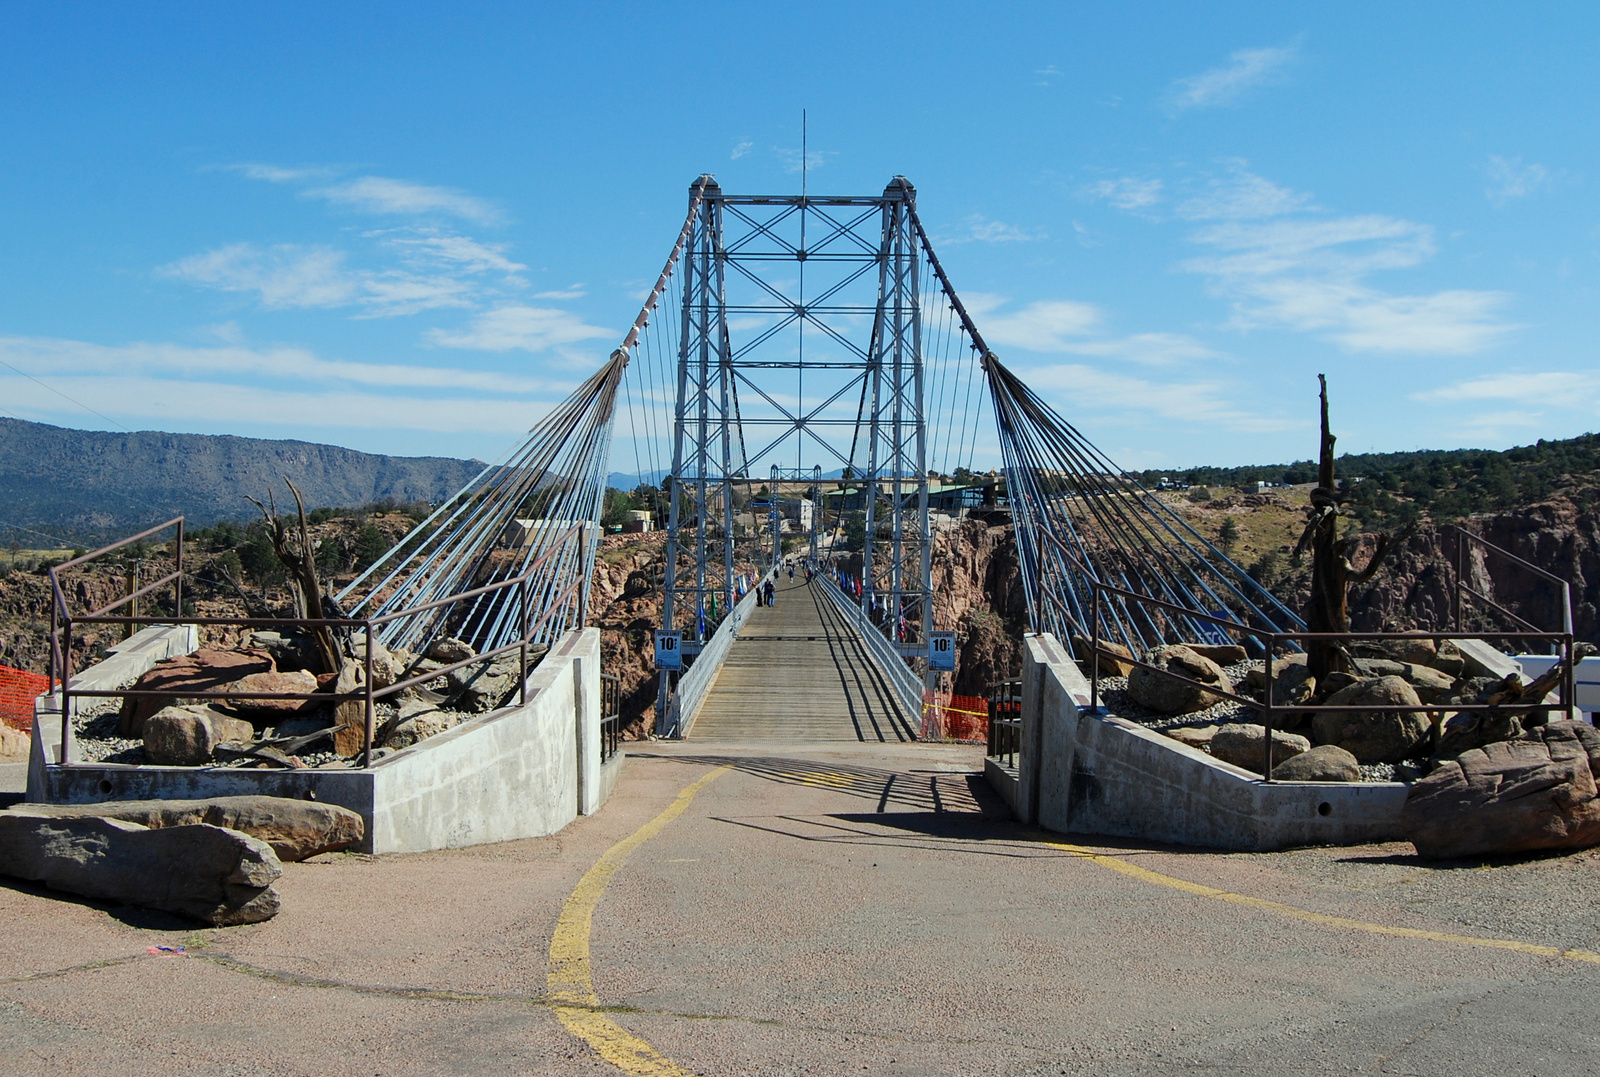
[920, 691, 990, 742]
[0, 665, 50, 733]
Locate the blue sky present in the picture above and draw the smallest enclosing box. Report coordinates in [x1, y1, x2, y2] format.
[0, 3, 1595, 471]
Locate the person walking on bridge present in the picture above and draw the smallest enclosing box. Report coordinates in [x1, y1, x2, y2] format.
[763, 578, 775, 607]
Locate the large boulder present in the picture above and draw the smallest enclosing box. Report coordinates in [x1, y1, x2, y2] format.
[0, 814, 281, 924]
[1127, 645, 1231, 715]
[446, 650, 542, 713]
[143, 705, 256, 766]
[1311, 676, 1431, 763]
[1402, 722, 1600, 860]
[1397, 663, 1457, 703]
[8, 796, 363, 862]
[1209, 723, 1310, 773]
[1071, 635, 1135, 677]
[1271, 744, 1361, 782]
[117, 649, 274, 737]
[1244, 655, 1316, 706]
[1186, 643, 1248, 666]
[426, 637, 476, 664]
[223, 670, 321, 719]
[383, 707, 458, 749]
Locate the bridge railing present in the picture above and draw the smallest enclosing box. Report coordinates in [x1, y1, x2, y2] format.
[815, 574, 924, 724]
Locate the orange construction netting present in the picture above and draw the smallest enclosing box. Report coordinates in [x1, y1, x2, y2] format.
[0, 665, 50, 733]
[920, 691, 990, 742]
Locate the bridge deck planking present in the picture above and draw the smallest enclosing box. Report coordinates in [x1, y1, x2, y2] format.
[689, 574, 916, 741]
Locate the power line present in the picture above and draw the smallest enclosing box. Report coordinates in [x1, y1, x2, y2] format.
[0, 359, 131, 432]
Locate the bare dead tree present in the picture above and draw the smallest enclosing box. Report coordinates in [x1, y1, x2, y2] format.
[1292, 375, 1409, 682]
[246, 479, 341, 675]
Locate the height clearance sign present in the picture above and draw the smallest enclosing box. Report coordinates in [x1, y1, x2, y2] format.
[654, 630, 682, 670]
[928, 631, 956, 671]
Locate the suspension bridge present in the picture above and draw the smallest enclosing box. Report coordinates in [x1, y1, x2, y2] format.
[338, 173, 1301, 744]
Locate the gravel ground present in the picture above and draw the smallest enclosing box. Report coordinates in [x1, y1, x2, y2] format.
[1092, 659, 1421, 783]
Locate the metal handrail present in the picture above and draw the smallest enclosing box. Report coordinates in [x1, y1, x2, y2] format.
[1086, 576, 1574, 782]
[816, 574, 923, 723]
[44, 515, 580, 770]
[1453, 525, 1574, 640]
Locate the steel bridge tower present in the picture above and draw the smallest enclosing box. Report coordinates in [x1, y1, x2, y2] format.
[657, 175, 932, 731]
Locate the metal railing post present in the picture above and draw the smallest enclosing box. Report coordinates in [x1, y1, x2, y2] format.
[362, 619, 375, 769]
[174, 518, 184, 619]
[59, 615, 72, 766]
[520, 576, 530, 708]
[1090, 582, 1101, 713]
[1261, 633, 1275, 782]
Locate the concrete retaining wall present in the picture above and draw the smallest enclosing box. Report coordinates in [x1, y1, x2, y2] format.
[30, 627, 618, 854]
[1000, 633, 1408, 852]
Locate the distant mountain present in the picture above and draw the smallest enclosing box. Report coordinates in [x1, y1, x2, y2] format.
[0, 418, 485, 540]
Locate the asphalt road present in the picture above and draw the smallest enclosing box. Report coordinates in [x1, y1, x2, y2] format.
[3, 740, 1598, 1075]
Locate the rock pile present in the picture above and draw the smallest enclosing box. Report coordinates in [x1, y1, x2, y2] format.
[103, 629, 536, 768]
[1100, 635, 1575, 784]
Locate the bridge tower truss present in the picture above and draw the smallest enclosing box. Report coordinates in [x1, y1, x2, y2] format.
[657, 176, 932, 731]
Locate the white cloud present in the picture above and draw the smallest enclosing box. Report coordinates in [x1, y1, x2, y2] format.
[974, 299, 1102, 351]
[427, 305, 613, 352]
[1166, 43, 1299, 112]
[164, 244, 361, 309]
[0, 335, 556, 395]
[1485, 155, 1550, 204]
[161, 243, 479, 317]
[535, 286, 587, 300]
[731, 140, 754, 160]
[1024, 363, 1294, 433]
[220, 163, 329, 183]
[778, 148, 832, 174]
[1182, 210, 1517, 353]
[951, 215, 1045, 243]
[1413, 371, 1597, 405]
[374, 229, 525, 275]
[1083, 176, 1163, 211]
[1035, 65, 1063, 86]
[307, 176, 500, 223]
[1176, 165, 1314, 220]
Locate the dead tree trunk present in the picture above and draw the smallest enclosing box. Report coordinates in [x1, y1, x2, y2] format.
[247, 480, 341, 676]
[1301, 375, 1350, 681]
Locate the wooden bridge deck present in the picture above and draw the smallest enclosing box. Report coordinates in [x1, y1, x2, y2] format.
[688, 574, 916, 741]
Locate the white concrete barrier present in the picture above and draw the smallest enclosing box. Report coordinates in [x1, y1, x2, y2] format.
[30, 627, 618, 854]
[1005, 633, 1408, 852]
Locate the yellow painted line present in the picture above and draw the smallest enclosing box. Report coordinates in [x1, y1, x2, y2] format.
[1042, 838, 1600, 965]
[548, 766, 730, 1076]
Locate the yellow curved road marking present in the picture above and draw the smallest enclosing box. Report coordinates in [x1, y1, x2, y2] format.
[548, 766, 729, 1076]
[1042, 838, 1600, 964]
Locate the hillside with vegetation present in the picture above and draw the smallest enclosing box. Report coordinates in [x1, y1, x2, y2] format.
[0, 418, 482, 542]
[1133, 432, 1600, 529]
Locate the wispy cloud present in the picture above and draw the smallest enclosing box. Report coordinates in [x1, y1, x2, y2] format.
[947, 215, 1046, 244]
[1413, 371, 1597, 405]
[1081, 176, 1164, 211]
[731, 140, 754, 160]
[1165, 43, 1299, 113]
[307, 176, 500, 224]
[0, 335, 574, 435]
[371, 228, 525, 276]
[1484, 155, 1550, 204]
[971, 297, 1101, 351]
[1175, 163, 1315, 220]
[426, 305, 613, 353]
[217, 163, 332, 183]
[1034, 64, 1063, 86]
[1182, 210, 1517, 353]
[1024, 363, 1294, 433]
[778, 148, 832, 174]
[966, 295, 1215, 366]
[162, 242, 480, 317]
[534, 285, 587, 300]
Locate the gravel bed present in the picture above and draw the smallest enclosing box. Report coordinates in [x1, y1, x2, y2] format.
[1091, 659, 1421, 784]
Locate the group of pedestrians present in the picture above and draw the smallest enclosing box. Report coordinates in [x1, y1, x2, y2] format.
[753, 558, 815, 607]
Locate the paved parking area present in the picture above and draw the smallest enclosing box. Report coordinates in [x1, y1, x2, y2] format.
[2, 741, 1598, 1075]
